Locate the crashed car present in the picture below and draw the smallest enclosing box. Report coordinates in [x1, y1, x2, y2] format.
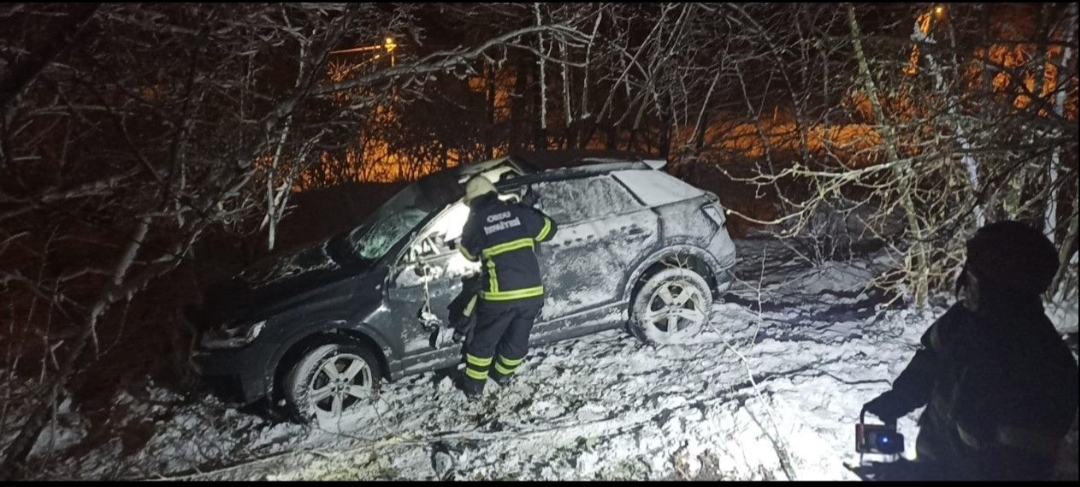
[188, 151, 737, 423]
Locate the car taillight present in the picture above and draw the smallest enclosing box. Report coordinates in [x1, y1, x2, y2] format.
[702, 203, 726, 228]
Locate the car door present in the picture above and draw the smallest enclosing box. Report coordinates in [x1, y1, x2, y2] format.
[385, 202, 480, 361]
[530, 175, 658, 336]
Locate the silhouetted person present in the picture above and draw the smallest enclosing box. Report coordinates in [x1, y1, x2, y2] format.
[862, 220, 1078, 480]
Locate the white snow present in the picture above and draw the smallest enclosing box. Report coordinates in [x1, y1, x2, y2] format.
[1048, 283, 1079, 335]
[612, 170, 703, 208]
[532, 176, 642, 224]
[239, 240, 338, 287]
[4, 236, 1077, 481]
[444, 252, 481, 280]
[392, 251, 482, 289]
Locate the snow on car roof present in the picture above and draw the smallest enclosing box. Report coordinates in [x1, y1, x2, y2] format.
[510, 150, 658, 171]
[611, 169, 704, 207]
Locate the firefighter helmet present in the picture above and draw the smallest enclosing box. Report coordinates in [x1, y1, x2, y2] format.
[463, 175, 496, 204]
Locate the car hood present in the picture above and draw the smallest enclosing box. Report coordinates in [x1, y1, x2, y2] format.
[195, 239, 374, 329]
[237, 240, 342, 288]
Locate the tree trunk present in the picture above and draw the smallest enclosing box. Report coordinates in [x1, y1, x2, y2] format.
[560, 39, 574, 150]
[577, 10, 603, 150]
[659, 115, 671, 160]
[486, 61, 496, 159]
[510, 56, 529, 153]
[846, 3, 929, 307]
[1047, 3, 1077, 240]
[1050, 210, 1078, 298]
[533, 3, 548, 152]
[0, 215, 149, 481]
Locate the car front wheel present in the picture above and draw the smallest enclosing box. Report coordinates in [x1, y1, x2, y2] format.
[630, 267, 712, 345]
[283, 340, 381, 425]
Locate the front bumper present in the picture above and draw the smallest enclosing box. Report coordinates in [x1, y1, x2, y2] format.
[190, 338, 276, 405]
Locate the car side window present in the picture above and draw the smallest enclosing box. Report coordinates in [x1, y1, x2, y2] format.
[399, 202, 472, 265]
[532, 176, 642, 223]
[587, 176, 641, 216]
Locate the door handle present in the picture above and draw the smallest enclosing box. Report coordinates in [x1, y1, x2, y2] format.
[628, 227, 646, 236]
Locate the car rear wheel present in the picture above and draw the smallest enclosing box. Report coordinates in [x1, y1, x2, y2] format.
[283, 340, 382, 425]
[630, 267, 712, 345]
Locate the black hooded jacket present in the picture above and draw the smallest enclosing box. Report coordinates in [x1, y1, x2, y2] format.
[872, 291, 1078, 480]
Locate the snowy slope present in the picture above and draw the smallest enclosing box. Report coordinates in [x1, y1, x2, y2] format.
[7, 236, 1078, 481]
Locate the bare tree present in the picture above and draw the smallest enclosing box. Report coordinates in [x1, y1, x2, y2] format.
[717, 3, 1077, 306]
[0, 3, 605, 477]
[1, 3, 1074, 477]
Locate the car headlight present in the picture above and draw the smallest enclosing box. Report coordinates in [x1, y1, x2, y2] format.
[200, 319, 266, 349]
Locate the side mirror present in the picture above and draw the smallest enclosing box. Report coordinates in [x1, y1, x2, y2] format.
[413, 260, 429, 277]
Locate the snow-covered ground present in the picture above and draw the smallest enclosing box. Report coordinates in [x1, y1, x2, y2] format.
[6, 236, 1078, 481]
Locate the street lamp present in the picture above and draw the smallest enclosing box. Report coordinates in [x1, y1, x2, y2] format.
[331, 36, 398, 66]
[384, 37, 397, 67]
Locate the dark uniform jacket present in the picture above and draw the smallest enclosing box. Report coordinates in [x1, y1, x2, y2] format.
[875, 296, 1078, 480]
[459, 192, 557, 302]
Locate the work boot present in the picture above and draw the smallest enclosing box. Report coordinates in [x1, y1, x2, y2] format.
[457, 374, 484, 402]
[491, 372, 513, 388]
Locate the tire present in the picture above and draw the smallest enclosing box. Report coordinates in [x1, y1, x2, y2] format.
[283, 340, 382, 425]
[629, 267, 713, 345]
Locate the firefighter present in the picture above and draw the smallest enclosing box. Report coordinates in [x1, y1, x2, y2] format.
[454, 175, 557, 400]
[861, 220, 1078, 480]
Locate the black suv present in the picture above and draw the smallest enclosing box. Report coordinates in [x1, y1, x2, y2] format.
[189, 152, 736, 423]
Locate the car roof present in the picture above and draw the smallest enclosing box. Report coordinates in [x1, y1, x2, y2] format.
[449, 151, 686, 207]
[509, 150, 666, 172]
[489, 151, 667, 187]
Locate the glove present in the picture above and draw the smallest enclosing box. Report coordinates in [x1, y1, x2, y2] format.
[863, 391, 904, 424]
[449, 316, 470, 344]
[521, 188, 539, 207]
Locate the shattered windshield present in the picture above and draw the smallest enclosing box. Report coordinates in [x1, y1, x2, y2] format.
[330, 170, 465, 263]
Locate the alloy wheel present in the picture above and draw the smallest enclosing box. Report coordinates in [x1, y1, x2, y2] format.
[307, 352, 374, 417]
[640, 280, 708, 338]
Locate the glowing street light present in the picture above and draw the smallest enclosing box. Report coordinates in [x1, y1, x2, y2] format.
[384, 37, 397, 66]
[331, 36, 398, 66]
[331, 44, 381, 55]
[327, 36, 399, 86]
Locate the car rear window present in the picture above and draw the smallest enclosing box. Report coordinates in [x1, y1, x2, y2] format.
[611, 170, 702, 207]
[532, 175, 642, 223]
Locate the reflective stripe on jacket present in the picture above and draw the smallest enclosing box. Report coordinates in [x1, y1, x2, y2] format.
[460, 192, 557, 302]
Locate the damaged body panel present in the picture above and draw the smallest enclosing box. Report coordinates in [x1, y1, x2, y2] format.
[189, 152, 737, 411]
